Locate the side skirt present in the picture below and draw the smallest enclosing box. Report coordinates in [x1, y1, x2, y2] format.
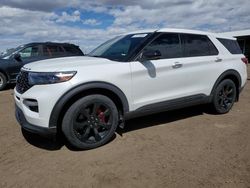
[124, 94, 211, 120]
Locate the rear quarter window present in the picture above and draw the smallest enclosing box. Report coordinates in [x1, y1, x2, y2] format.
[63, 46, 83, 55]
[217, 38, 242, 54]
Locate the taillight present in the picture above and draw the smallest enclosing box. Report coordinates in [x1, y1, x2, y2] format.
[241, 57, 248, 64]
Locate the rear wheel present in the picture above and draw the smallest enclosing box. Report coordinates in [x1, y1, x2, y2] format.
[62, 94, 118, 149]
[211, 79, 237, 114]
[0, 72, 7, 91]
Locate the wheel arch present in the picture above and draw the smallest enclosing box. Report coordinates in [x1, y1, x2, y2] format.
[0, 69, 9, 82]
[210, 69, 242, 101]
[49, 81, 129, 129]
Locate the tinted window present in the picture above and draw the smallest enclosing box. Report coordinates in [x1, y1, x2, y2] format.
[182, 34, 218, 57]
[88, 33, 151, 61]
[218, 38, 242, 54]
[144, 33, 182, 59]
[237, 39, 245, 52]
[63, 46, 83, 55]
[43, 45, 64, 57]
[19, 46, 40, 58]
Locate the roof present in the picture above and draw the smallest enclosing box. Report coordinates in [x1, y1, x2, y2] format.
[125, 28, 235, 39]
[124, 29, 157, 35]
[158, 28, 214, 35]
[220, 30, 250, 38]
[23, 42, 78, 47]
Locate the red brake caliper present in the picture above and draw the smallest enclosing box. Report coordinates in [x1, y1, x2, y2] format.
[97, 109, 106, 123]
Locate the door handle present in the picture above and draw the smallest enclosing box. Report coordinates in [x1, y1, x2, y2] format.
[172, 62, 183, 69]
[215, 57, 222, 62]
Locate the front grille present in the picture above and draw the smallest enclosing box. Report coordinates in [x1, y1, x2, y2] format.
[16, 71, 31, 94]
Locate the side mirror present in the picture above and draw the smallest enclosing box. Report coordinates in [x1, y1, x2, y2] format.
[14, 53, 22, 62]
[140, 49, 161, 61]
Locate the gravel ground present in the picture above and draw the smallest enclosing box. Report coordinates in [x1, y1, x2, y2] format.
[0, 67, 250, 188]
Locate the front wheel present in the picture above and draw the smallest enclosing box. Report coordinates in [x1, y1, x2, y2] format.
[211, 79, 237, 114]
[62, 94, 118, 150]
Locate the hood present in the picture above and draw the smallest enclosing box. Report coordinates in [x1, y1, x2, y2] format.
[0, 58, 11, 64]
[22, 56, 116, 72]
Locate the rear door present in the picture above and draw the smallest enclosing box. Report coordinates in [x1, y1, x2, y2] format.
[179, 33, 222, 97]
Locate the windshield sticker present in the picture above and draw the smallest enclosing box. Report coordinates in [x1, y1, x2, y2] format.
[131, 34, 148, 38]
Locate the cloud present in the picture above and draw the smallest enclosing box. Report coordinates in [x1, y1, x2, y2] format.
[0, 0, 250, 53]
[54, 10, 81, 23]
[82, 19, 102, 26]
[0, 0, 66, 12]
[109, 0, 250, 32]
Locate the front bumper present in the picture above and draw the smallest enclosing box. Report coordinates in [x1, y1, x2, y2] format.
[15, 105, 56, 136]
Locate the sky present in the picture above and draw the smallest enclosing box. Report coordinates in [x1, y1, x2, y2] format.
[0, 0, 250, 53]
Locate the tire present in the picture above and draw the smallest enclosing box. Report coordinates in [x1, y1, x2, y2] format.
[211, 79, 237, 114]
[0, 72, 7, 91]
[62, 94, 119, 149]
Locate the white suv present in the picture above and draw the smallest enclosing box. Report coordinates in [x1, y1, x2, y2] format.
[15, 28, 248, 149]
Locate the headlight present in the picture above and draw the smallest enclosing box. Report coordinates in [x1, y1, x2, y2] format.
[28, 71, 76, 85]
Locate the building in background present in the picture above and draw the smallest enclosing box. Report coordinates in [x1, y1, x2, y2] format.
[222, 30, 250, 58]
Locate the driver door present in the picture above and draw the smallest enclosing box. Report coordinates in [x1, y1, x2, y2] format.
[131, 33, 186, 110]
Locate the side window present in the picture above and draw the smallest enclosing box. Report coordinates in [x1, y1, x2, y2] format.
[237, 40, 245, 53]
[182, 34, 218, 57]
[63, 46, 83, 55]
[43, 45, 64, 57]
[217, 38, 242, 54]
[19, 46, 39, 58]
[144, 33, 182, 59]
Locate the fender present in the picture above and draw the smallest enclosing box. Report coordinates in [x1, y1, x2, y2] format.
[0, 68, 10, 83]
[210, 69, 242, 100]
[49, 81, 129, 128]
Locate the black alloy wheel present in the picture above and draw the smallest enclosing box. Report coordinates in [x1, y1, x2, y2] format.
[212, 79, 237, 114]
[62, 95, 118, 149]
[73, 102, 112, 143]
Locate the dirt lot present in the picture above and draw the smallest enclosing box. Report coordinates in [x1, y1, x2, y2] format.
[0, 68, 250, 188]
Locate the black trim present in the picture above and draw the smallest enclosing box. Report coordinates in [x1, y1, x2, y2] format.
[15, 105, 56, 136]
[124, 94, 210, 120]
[210, 70, 242, 100]
[132, 32, 220, 62]
[128, 32, 159, 61]
[132, 32, 162, 61]
[9, 79, 17, 83]
[239, 85, 245, 94]
[49, 82, 129, 128]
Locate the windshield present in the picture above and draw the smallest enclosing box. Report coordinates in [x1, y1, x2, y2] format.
[88, 33, 151, 62]
[0, 46, 23, 59]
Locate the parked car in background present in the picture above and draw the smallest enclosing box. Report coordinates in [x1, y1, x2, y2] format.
[0, 42, 84, 90]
